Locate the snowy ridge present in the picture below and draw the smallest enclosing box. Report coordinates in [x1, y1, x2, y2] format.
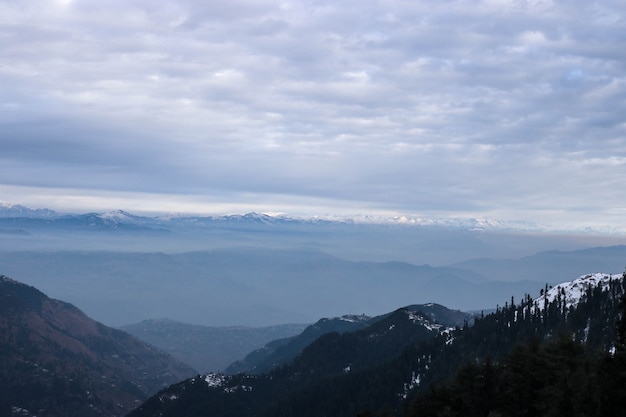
[0, 202, 61, 218]
[338, 314, 371, 323]
[4, 202, 626, 234]
[405, 310, 447, 332]
[404, 310, 456, 347]
[97, 210, 141, 222]
[534, 272, 622, 311]
[342, 214, 543, 231]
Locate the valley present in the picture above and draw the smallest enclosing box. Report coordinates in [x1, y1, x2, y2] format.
[1, 205, 625, 416]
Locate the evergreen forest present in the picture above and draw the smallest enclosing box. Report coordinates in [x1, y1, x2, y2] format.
[129, 273, 626, 417]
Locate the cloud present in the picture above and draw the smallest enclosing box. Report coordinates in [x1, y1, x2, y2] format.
[0, 0, 625, 227]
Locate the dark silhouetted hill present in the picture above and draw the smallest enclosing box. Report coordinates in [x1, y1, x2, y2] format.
[0, 275, 195, 417]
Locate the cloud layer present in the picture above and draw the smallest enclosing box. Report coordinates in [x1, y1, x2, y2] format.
[1, 0, 625, 227]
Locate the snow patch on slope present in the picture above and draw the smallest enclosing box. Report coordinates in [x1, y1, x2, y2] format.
[98, 210, 138, 222]
[204, 373, 226, 388]
[405, 310, 449, 332]
[339, 314, 371, 323]
[535, 272, 621, 311]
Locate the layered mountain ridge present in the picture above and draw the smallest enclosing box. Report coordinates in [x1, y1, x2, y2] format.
[128, 271, 626, 417]
[0, 202, 616, 234]
[226, 304, 471, 375]
[121, 319, 308, 373]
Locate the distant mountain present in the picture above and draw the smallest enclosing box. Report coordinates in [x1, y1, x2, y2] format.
[227, 304, 471, 375]
[0, 211, 169, 232]
[0, 275, 196, 417]
[0, 249, 544, 327]
[3, 202, 623, 234]
[0, 202, 61, 218]
[127, 272, 626, 417]
[0, 203, 516, 229]
[454, 245, 626, 282]
[226, 314, 374, 375]
[0, 205, 344, 232]
[3, 245, 622, 329]
[3, 203, 625, 268]
[121, 319, 308, 373]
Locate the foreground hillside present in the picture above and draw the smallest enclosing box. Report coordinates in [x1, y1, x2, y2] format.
[128, 272, 626, 417]
[0, 275, 196, 417]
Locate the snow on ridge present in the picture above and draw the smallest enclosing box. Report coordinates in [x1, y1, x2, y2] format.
[98, 210, 137, 221]
[405, 310, 450, 333]
[535, 272, 622, 311]
[0, 202, 61, 218]
[4, 203, 626, 234]
[339, 314, 371, 323]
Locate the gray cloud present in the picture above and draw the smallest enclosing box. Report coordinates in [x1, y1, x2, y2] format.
[1, 0, 625, 227]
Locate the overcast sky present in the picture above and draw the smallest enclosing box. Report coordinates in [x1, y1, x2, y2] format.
[1, 0, 625, 229]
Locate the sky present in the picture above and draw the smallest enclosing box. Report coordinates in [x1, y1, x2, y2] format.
[1, 0, 625, 229]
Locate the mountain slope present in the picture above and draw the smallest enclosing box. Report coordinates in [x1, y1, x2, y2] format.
[226, 304, 471, 375]
[225, 314, 374, 375]
[127, 304, 466, 417]
[406, 273, 626, 417]
[127, 272, 626, 417]
[0, 275, 196, 417]
[453, 245, 626, 282]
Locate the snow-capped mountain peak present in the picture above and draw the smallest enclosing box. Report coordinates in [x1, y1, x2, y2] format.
[535, 272, 623, 311]
[0, 202, 61, 218]
[96, 209, 149, 223]
[338, 314, 371, 323]
[98, 209, 133, 220]
[3, 203, 626, 234]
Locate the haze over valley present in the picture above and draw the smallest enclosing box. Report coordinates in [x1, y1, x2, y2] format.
[1, 203, 625, 328]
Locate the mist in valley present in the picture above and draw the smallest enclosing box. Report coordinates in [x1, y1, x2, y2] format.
[1, 213, 624, 328]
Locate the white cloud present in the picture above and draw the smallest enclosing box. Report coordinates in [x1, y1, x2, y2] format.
[0, 0, 625, 228]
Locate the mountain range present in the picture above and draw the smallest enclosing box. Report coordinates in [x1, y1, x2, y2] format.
[120, 319, 308, 373]
[0, 248, 558, 327]
[2, 267, 624, 416]
[2, 203, 625, 266]
[128, 271, 626, 417]
[2, 202, 626, 416]
[3, 202, 626, 235]
[453, 245, 626, 284]
[0, 203, 548, 231]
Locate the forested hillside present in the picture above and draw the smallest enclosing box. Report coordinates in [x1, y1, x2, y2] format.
[226, 304, 470, 375]
[407, 274, 626, 416]
[128, 272, 626, 417]
[0, 276, 195, 417]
